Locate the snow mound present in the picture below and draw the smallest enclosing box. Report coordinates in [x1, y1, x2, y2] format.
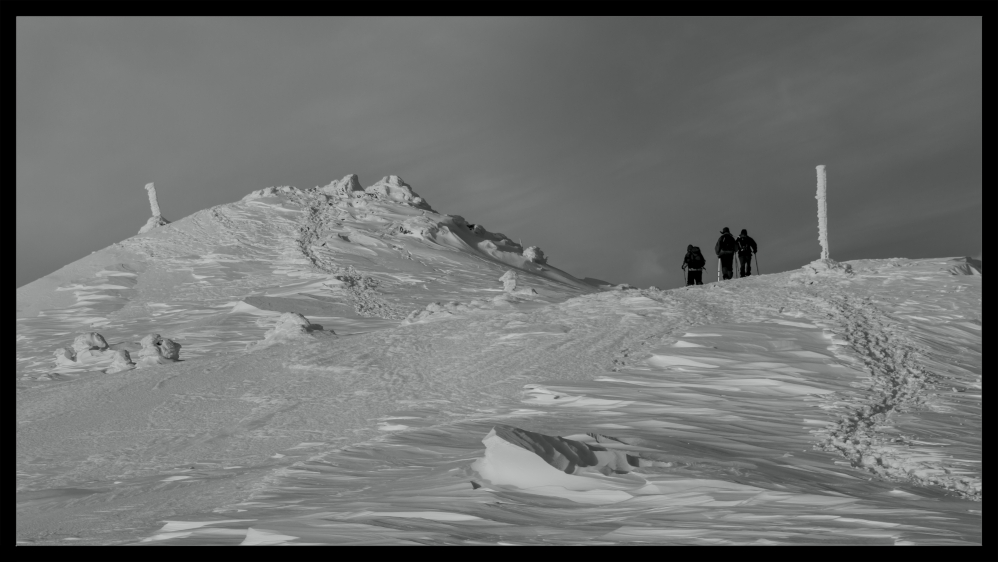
[138, 215, 171, 235]
[254, 312, 332, 348]
[402, 300, 481, 325]
[793, 258, 853, 280]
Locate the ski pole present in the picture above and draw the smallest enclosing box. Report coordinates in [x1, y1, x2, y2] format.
[681, 268, 686, 286]
[755, 253, 760, 275]
[717, 258, 720, 282]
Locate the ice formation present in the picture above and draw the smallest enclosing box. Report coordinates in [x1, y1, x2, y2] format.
[500, 270, 518, 292]
[138, 182, 171, 234]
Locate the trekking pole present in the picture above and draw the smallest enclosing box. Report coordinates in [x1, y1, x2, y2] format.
[755, 253, 760, 275]
[735, 254, 740, 278]
[717, 258, 720, 282]
[681, 268, 686, 286]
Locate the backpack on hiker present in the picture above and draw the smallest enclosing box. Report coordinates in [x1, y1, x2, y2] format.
[687, 246, 706, 269]
[715, 233, 737, 256]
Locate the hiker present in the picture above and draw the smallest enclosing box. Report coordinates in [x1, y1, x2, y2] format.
[682, 244, 706, 286]
[714, 227, 738, 280]
[737, 229, 758, 277]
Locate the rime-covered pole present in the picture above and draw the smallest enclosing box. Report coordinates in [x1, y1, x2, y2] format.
[145, 182, 162, 217]
[138, 182, 170, 234]
[816, 165, 828, 261]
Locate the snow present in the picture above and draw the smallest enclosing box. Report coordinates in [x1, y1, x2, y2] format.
[15, 176, 981, 545]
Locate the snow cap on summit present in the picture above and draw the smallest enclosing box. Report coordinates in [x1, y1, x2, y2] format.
[320, 174, 363, 197]
[364, 175, 432, 209]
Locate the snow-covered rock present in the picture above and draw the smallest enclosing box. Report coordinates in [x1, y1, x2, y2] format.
[105, 349, 136, 373]
[364, 175, 432, 209]
[320, 174, 363, 197]
[253, 312, 331, 348]
[136, 334, 181, 367]
[54, 347, 76, 366]
[523, 246, 547, 264]
[72, 332, 108, 354]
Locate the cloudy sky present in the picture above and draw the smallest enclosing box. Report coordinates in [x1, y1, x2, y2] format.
[17, 17, 981, 288]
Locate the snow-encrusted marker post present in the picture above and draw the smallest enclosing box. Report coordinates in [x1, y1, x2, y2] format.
[793, 164, 851, 277]
[816, 165, 829, 261]
[138, 182, 171, 234]
[146, 182, 162, 217]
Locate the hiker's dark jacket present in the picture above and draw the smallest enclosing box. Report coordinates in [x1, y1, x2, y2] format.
[682, 253, 703, 270]
[737, 235, 757, 255]
[715, 233, 737, 257]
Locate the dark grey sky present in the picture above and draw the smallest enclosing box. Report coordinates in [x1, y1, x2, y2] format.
[17, 17, 981, 288]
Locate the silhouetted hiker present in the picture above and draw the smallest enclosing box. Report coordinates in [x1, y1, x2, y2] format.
[715, 227, 737, 280]
[682, 244, 706, 286]
[737, 229, 758, 277]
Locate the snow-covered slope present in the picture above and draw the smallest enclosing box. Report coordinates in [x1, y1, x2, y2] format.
[16, 175, 594, 380]
[15, 179, 981, 545]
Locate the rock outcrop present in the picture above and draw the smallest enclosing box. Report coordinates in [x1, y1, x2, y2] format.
[138, 183, 171, 234]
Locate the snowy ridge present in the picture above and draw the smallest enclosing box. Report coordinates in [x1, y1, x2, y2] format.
[15, 174, 981, 545]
